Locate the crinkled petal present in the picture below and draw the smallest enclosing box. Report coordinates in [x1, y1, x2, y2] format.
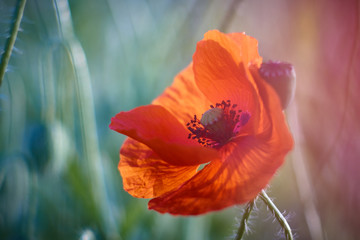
[193, 39, 257, 113]
[148, 70, 293, 215]
[193, 37, 261, 134]
[148, 135, 289, 215]
[110, 105, 219, 166]
[249, 63, 289, 135]
[226, 32, 262, 66]
[119, 138, 198, 198]
[152, 63, 212, 125]
[203, 30, 261, 67]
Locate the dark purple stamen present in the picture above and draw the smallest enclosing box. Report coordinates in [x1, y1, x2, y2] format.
[187, 100, 251, 148]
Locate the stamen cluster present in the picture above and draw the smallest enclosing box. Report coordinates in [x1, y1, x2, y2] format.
[187, 100, 248, 148]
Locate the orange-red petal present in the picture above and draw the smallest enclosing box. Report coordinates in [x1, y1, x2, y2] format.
[203, 30, 261, 67]
[111, 30, 294, 216]
[148, 133, 291, 215]
[148, 68, 293, 215]
[226, 31, 262, 66]
[193, 38, 261, 135]
[119, 138, 198, 198]
[152, 63, 212, 125]
[110, 104, 219, 166]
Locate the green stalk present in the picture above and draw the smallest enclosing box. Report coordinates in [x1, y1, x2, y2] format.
[53, 0, 118, 238]
[0, 0, 27, 87]
[234, 200, 255, 240]
[259, 190, 293, 240]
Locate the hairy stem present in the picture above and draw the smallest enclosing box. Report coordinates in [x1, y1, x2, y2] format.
[234, 200, 255, 240]
[259, 190, 293, 240]
[0, 0, 27, 87]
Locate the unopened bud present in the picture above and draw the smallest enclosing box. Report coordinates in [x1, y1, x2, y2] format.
[259, 60, 296, 109]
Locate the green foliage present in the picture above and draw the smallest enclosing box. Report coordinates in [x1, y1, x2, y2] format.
[0, 0, 240, 239]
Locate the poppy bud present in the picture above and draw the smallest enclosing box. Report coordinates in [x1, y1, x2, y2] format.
[259, 60, 296, 109]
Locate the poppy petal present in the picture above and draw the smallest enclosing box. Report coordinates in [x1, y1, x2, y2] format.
[226, 32, 262, 66]
[152, 63, 212, 125]
[199, 31, 264, 136]
[193, 39, 259, 121]
[119, 138, 198, 198]
[110, 104, 219, 166]
[203, 30, 261, 67]
[148, 70, 293, 215]
[148, 134, 289, 215]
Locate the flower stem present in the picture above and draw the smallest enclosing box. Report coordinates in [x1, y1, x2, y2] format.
[0, 0, 27, 87]
[259, 190, 293, 240]
[234, 199, 255, 240]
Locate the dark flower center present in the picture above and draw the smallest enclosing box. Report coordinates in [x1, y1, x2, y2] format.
[187, 100, 250, 148]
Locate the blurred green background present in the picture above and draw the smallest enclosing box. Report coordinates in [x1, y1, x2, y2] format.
[1, 0, 359, 239]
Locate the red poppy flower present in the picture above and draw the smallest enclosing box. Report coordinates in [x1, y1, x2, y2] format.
[110, 30, 293, 215]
